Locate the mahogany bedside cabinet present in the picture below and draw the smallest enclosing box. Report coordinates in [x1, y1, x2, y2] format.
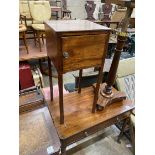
[45, 20, 111, 124]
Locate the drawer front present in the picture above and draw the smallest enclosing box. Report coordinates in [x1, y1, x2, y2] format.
[62, 34, 109, 73]
[63, 111, 131, 146]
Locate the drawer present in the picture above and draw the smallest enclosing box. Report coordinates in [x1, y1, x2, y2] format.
[63, 111, 131, 146]
[61, 34, 109, 73]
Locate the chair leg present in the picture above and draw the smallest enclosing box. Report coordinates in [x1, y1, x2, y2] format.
[33, 29, 37, 46]
[70, 13, 71, 19]
[22, 31, 29, 54]
[117, 117, 129, 143]
[36, 31, 42, 52]
[129, 117, 135, 154]
[41, 34, 44, 44]
[61, 146, 66, 155]
[117, 116, 135, 154]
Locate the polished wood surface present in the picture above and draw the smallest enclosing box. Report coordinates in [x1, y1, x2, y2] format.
[62, 34, 108, 72]
[105, 33, 127, 92]
[96, 33, 128, 110]
[46, 86, 134, 139]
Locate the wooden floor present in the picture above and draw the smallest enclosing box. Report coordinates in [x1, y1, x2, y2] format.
[19, 39, 47, 61]
[46, 86, 134, 139]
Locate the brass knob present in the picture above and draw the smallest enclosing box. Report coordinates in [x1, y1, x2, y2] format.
[84, 131, 88, 137]
[117, 117, 120, 122]
[63, 52, 69, 59]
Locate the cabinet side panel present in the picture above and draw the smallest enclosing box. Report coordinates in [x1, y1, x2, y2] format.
[45, 24, 59, 70]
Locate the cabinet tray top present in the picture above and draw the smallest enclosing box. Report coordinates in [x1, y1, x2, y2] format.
[45, 20, 111, 33]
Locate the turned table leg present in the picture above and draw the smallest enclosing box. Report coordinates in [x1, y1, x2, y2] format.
[61, 146, 66, 155]
[96, 33, 127, 109]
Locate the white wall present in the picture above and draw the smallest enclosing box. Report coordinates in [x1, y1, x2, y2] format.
[67, 0, 101, 19]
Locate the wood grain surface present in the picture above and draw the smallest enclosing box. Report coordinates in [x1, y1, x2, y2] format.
[46, 86, 134, 139]
[62, 34, 108, 72]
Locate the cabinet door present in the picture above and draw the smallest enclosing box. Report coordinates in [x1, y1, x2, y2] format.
[62, 33, 109, 73]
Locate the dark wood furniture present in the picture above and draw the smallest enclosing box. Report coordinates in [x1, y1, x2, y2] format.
[19, 24, 29, 54]
[118, 0, 135, 31]
[94, 19, 120, 28]
[45, 20, 111, 124]
[94, 21, 118, 58]
[117, 114, 135, 144]
[102, 0, 113, 20]
[51, 6, 62, 19]
[62, 10, 72, 19]
[46, 86, 135, 155]
[85, 1, 96, 20]
[97, 32, 127, 110]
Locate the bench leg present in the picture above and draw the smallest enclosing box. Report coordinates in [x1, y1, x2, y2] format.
[61, 146, 66, 155]
[117, 117, 129, 143]
[129, 117, 135, 154]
